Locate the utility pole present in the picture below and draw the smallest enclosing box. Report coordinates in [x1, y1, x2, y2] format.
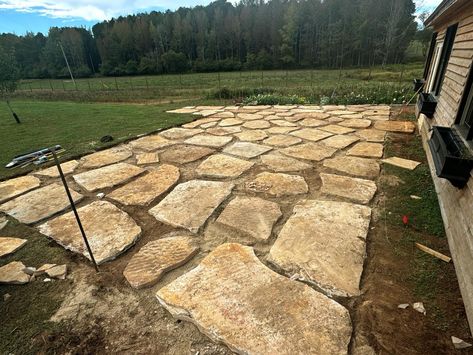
[58, 41, 77, 89]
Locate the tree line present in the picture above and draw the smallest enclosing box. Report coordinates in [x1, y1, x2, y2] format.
[0, 0, 424, 79]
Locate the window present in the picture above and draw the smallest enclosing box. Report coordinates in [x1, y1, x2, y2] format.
[423, 32, 438, 79]
[426, 41, 444, 93]
[456, 63, 473, 140]
[431, 23, 458, 96]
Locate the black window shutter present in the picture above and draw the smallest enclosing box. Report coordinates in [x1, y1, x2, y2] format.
[423, 32, 438, 79]
[433, 24, 458, 96]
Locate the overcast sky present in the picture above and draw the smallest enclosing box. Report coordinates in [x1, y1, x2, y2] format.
[0, 0, 443, 35]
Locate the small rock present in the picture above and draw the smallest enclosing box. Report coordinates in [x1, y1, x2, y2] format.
[398, 303, 409, 309]
[451, 336, 472, 349]
[34, 263, 57, 276]
[43, 278, 52, 282]
[96, 192, 105, 199]
[410, 195, 422, 200]
[46, 264, 67, 279]
[413, 302, 426, 315]
[22, 267, 36, 275]
[0, 261, 30, 284]
[3, 293, 11, 301]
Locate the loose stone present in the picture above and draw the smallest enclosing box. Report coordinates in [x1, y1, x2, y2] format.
[355, 129, 386, 142]
[0, 261, 30, 284]
[320, 173, 377, 204]
[373, 120, 416, 133]
[347, 142, 384, 158]
[0, 237, 27, 257]
[382, 157, 421, 170]
[136, 152, 159, 165]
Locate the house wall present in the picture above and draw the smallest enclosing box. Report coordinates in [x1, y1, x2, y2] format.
[419, 2, 473, 335]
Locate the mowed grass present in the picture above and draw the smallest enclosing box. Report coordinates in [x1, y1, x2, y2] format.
[0, 100, 207, 179]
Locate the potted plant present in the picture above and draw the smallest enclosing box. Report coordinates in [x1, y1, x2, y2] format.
[413, 79, 425, 92]
[417, 92, 437, 118]
[428, 126, 473, 188]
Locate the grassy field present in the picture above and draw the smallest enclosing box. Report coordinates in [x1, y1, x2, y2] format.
[0, 100, 211, 180]
[14, 63, 423, 103]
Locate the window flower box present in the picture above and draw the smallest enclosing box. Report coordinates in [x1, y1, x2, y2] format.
[428, 126, 473, 188]
[413, 79, 425, 92]
[418, 93, 437, 118]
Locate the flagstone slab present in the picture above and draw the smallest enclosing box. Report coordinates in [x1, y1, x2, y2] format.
[347, 142, 384, 158]
[326, 110, 356, 116]
[263, 135, 302, 147]
[215, 197, 281, 241]
[196, 154, 254, 178]
[73, 163, 144, 192]
[129, 135, 176, 151]
[159, 145, 214, 164]
[184, 134, 233, 148]
[268, 200, 371, 297]
[210, 111, 235, 118]
[0, 183, 83, 225]
[149, 180, 234, 233]
[382, 157, 421, 170]
[266, 126, 299, 134]
[271, 120, 298, 127]
[290, 128, 333, 142]
[235, 130, 268, 141]
[223, 142, 272, 158]
[328, 117, 344, 123]
[299, 118, 328, 127]
[80, 147, 133, 169]
[246, 172, 308, 197]
[219, 118, 243, 127]
[124, 236, 199, 289]
[339, 118, 372, 129]
[373, 120, 415, 133]
[34, 160, 79, 178]
[193, 110, 221, 117]
[167, 107, 198, 114]
[160, 128, 203, 140]
[0, 176, 41, 203]
[206, 126, 242, 136]
[0, 261, 30, 284]
[136, 152, 159, 165]
[242, 120, 271, 129]
[200, 122, 218, 129]
[320, 125, 356, 135]
[281, 143, 337, 161]
[293, 112, 330, 120]
[237, 113, 263, 120]
[320, 135, 359, 149]
[157, 243, 352, 355]
[355, 129, 386, 142]
[320, 173, 377, 204]
[182, 116, 221, 128]
[108, 165, 180, 205]
[339, 114, 363, 120]
[261, 154, 312, 172]
[39, 201, 141, 264]
[323, 156, 380, 179]
[0, 237, 27, 257]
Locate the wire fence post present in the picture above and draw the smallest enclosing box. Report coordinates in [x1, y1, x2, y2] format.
[87, 79, 91, 91]
[49, 79, 54, 91]
[115, 77, 119, 91]
[62, 81, 66, 91]
[145, 77, 149, 90]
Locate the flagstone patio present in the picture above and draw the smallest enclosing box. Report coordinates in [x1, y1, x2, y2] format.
[0, 104, 418, 354]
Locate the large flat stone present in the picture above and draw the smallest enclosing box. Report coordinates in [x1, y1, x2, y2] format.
[0, 176, 41, 203]
[242, 120, 271, 129]
[38, 201, 141, 265]
[73, 163, 144, 192]
[136, 152, 159, 165]
[271, 120, 298, 127]
[0, 183, 83, 224]
[124, 236, 199, 289]
[160, 128, 203, 140]
[320, 173, 377, 204]
[0, 237, 27, 257]
[290, 128, 333, 142]
[261, 153, 312, 172]
[108, 165, 180, 205]
[159, 145, 214, 165]
[338, 118, 372, 129]
[182, 116, 221, 128]
[167, 107, 198, 114]
[373, 120, 415, 133]
[157, 243, 352, 354]
[323, 156, 380, 179]
[197, 154, 254, 179]
[347, 142, 384, 158]
[33, 160, 79, 178]
[246, 172, 308, 197]
[129, 134, 175, 151]
[281, 143, 337, 161]
[149, 180, 234, 233]
[219, 118, 243, 127]
[266, 126, 299, 134]
[293, 112, 330, 120]
[216, 197, 281, 241]
[354, 129, 386, 142]
[80, 147, 132, 168]
[235, 130, 268, 141]
[206, 126, 242, 136]
[184, 134, 233, 148]
[320, 135, 359, 149]
[0, 261, 30, 284]
[237, 113, 263, 120]
[299, 118, 328, 127]
[320, 125, 355, 135]
[268, 200, 371, 297]
[382, 157, 421, 170]
[263, 135, 302, 147]
[223, 142, 272, 158]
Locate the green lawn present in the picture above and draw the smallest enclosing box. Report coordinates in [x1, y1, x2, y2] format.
[0, 100, 207, 180]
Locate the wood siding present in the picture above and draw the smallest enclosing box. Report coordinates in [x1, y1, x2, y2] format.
[420, 4, 473, 335]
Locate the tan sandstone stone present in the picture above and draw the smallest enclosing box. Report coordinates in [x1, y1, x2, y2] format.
[290, 128, 333, 142]
[382, 157, 421, 170]
[223, 142, 272, 158]
[294, 112, 330, 120]
[355, 129, 386, 142]
[261, 153, 312, 172]
[108, 165, 180, 205]
[73, 163, 144, 192]
[167, 107, 198, 114]
[242, 120, 271, 129]
[0, 237, 27, 257]
[184, 134, 233, 148]
[339, 118, 372, 129]
[157, 243, 352, 355]
[263, 135, 302, 147]
[149, 180, 234, 233]
[0, 176, 41, 203]
[80, 147, 132, 169]
[160, 128, 203, 140]
[33, 160, 79, 178]
[237, 113, 263, 120]
[246, 172, 308, 197]
[268, 200, 371, 297]
[196, 154, 254, 178]
[182, 116, 221, 128]
[281, 143, 337, 161]
[216, 197, 281, 241]
[219, 118, 243, 127]
[320, 135, 359, 149]
[0, 183, 83, 224]
[323, 156, 380, 179]
[373, 120, 416, 133]
[271, 120, 298, 127]
[266, 126, 299, 134]
[299, 118, 328, 127]
[320, 173, 377, 204]
[129, 134, 176, 151]
[136, 152, 159, 165]
[206, 126, 242, 136]
[320, 125, 356, 135]
[0, 261, 29, 284]
[124, 236, 199, 289]
[39, 201, 141, 264]
[347, 142, 384, 158]
[159, 145, 214, 164]
[235, 130, 268, 141]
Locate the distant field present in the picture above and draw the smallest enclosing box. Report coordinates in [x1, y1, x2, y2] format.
[14, 63, 424, 103]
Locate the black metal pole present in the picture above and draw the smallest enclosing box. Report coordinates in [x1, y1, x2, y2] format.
[50, 150, 99, 272]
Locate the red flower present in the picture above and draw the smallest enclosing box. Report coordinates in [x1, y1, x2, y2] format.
[402, 215, 409, 225]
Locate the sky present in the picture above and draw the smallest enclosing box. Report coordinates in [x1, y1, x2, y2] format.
[0, 0, 443, 35]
